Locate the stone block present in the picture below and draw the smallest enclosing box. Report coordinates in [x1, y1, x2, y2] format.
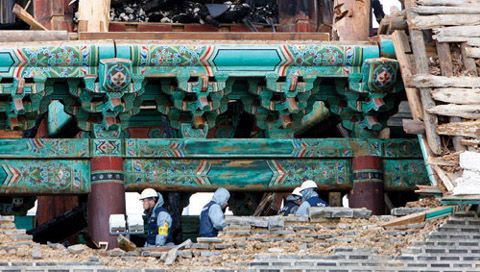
[226, 231, 250, 236]
[178, 250, 192, 258]
[68, 244, 88, 254]
[11, 235, 32, 241]
[109, 249, 125, 257]
[267, 216, 285, 231]
[391, 207, 429, 216]
[284, 216, 309, 222]
[0, 215, 14, 222]
[2, 229, 26, 235]
[47, 242, 66, 250]
[200, 251, 221, 257]
[164, 248, 178, 266]
[272, 230, 294, 236]
[14, 241, 33, 246]
[32, 251, 42, 259]
[197, 237, 222, 243]
[352, 208, 372, 219]
[234, 242, 247, 248]
[214, 244, 232, 250]
[191, 243, 210, 249]
[225, 216, 268, 228]
[88, 257, 99, 262]
[247, 237, 272, 242]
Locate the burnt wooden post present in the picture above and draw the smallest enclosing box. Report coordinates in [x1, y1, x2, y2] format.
[333, 0, 371, 41]
[88, 137, 126, 249]
[278, 0, 317, 32]
[349, 156, 384, 215]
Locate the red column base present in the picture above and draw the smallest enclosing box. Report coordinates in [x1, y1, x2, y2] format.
[88, 156, 125, 249]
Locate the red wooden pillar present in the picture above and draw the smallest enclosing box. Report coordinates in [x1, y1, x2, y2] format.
[88, 156, 125, 249]
[349, 156, 384, 215]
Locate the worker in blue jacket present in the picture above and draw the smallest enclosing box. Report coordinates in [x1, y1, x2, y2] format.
[199, 187, 230, 237]
[140, 188, 174, 247]
[295, 180, 328, 216]
[278, 187, 302, 216]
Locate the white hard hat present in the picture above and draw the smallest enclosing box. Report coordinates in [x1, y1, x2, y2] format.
[292, 187, 302, 197]
[140, 188, 158, 200]
[300, 180, 317, 191]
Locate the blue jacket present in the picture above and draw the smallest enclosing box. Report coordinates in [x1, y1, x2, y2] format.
[145, 193, 173, 246]
[199, 188, 230, 237]
[295, 188, 328, 216]
[278, 194, 301, 216]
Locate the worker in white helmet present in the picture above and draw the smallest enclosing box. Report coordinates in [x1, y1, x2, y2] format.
[140, 188, 174, 247]
[295, 180, 328, 216]
[278, 187, 303, 216]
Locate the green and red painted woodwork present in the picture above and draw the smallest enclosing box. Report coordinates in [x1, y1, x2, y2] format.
[349, 156, 384, 215]
[0, 138, 427, 194]
[0, 40, 399, 138]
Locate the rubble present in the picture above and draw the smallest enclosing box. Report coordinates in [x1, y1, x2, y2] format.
[108, 0, 278, 27]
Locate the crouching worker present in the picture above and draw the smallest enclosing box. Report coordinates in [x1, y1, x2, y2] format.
[295, 180, 328, 216]
[278, 187, 302, 216]
[199, 187, 230, 237]
[140, 188, 174, 247]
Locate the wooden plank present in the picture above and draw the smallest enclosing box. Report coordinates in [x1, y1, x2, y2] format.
[0, 130, 22, 139]
[392, 30, 424, 121]
[431, 88, 480, 104]
[467, 38, 480, 47]
[0, 31, 69, 42]
[402, 119, 425, 134]
[436, 42, 454, 77]
[12, 4, 48, 30]
[382, 211, 426, 227]
[462, 43, 479, 76]
[409, 26, 443, 155]
[382, 205, 456, 227]
[432, 165, 455, 191]
[466, 46, 480, 58]
[416, 0, 480, 5]
[461, 138, 480, 146]
[427, 156, 457, 166]
[435, 41, 464, 151]
[433, 26, 480, 42]
[427, 104, 480, 119]
[437, 120, 480, 137]
[79, 32, 331, 41]
[409, 15, 480, 29]
[411, 6, 480, 14]
[408, 75, 480, 88]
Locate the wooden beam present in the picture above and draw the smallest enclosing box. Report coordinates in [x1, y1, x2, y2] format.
[0, 31, 69, 42]
[409, 15, 480, 29]
[427, 104, 480, 119]
[431, 165, 455, 191]
[411, 6, 480, 14]
[12, 3, 48, 30]
[333, 0, 371, 41]
[431, 88, 480, 104]
[403, 119, 425, 134]
[383, 205, 457, 227]
[462, 43, 479, 76]
[437, 120, 480, 137]
[433, 26, 480, 42]
[78, 0, 110, 32]
[416, 0, 480, 6]
[408, 75, 480, 88]
[391, 30, 424, 121]
[79, 32, 331, 41]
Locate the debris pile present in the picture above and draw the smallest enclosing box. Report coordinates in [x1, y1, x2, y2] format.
[109, 0, 278, 28]
[0, 205, 449, 269]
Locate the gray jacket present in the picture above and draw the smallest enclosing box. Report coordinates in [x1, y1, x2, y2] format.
[295, 188, 318, 216]
[208, 188, 230, 231]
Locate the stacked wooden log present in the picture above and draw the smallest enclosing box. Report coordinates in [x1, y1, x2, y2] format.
[394, 0, 480, 197]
